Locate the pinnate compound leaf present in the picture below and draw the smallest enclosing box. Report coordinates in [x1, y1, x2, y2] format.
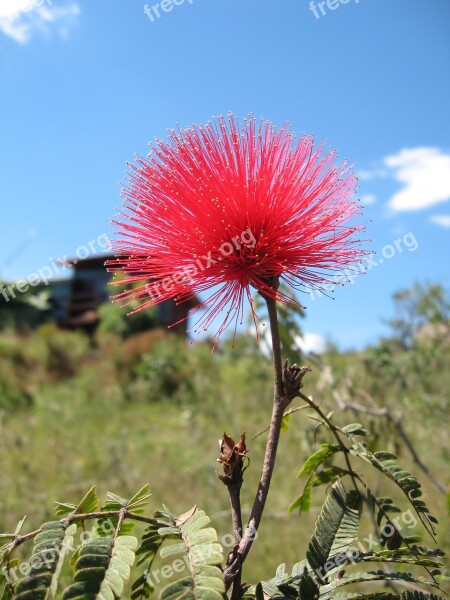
[346, 439, 437, 538]
[77, 487, 100, 514]
[312, 467, 347, 488]
[158, 509, 224, 600]
[62, 535, 138, 600]
[54, 486, 99, 517]
[14, 521, 76, 600]
[97, 484, 151, 538]
[319, 569, 442, 597]
[290, 445, 341, 514]
[297, 567, 319, 600]
[127, 485, 152, 514]
[306, 481, 362, 577]
[331, 593, 447, 599]
[0, 558, 19, 600]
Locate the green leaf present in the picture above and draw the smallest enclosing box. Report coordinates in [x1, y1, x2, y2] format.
[128, 485, 152, 514]
[280, 415, 290, 432]
[14, 521, 76, 600]
[160, 543, 186, 559]
[97, 485, 151, 538]
[289, 474, 313, 514]
[157, 508, 224, 600]
[290, 445, 341, 514]
[312, 467, 347, 488]
[54, 486, 99, 517]
[298, 567, 319, 600]
[274, 563, 286, 584]
[331, 593, 447, 599]
[0, 558, 19, 600]
[342, 423, 370, 437]
[77, 487, 100, 514]
[356, 547, 443, 571]
[376, 497, 401, 526]
[135, 523, 163, 567]
[306, 481, 362, 578]
[179, 512, 210, 536]
[319, 569, 442, 596]
[347, 439, 438, 538]
[398, 593, 447, 600]
[53, 504, 76, 518]
[297, 444, 339, 477]
[62, 534, 138, 600]
[13, 519, 27, 538]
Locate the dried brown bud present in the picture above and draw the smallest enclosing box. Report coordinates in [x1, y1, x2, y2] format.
[283, 361, 311, 403]
[217, 433, 247, 486]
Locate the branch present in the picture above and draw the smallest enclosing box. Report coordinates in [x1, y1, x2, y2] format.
[297, 390, 360, 493]
[251, 404, 309, 440]
[1, 510, 158, 557]
[229, 486, 243, 548]
[316, 364, 446, 495]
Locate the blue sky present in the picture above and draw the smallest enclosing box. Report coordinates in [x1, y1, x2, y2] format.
[1, 0, 449, 350]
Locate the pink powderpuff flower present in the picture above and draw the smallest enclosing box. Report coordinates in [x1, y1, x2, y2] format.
[107, 114, 368, 344]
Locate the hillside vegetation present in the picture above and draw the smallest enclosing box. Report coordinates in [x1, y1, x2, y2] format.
[0, 282, 448, 592]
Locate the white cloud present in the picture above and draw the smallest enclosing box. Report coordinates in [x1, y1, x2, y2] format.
[294, 333, 326, 355]
[384, 147, 450, 212]
[250, 325, 326, 356]
[0, 0, 80, 44]
[429, 214, 450, 229]
[360, 193, 376, 205]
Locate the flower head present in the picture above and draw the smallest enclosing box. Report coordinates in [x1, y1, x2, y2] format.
[108, 114, 367, 343]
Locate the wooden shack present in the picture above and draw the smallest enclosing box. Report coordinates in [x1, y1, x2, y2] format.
[57, 254, 196, 335]
[1, 254, 196, 335]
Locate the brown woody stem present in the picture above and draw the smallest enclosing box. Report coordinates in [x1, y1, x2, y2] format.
[229, 484, 244, 547]
[224, 296, 285, 589]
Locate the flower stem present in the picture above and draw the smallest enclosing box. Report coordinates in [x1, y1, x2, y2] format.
[229, 484, 244, 547]
[224, 296, 285, 588]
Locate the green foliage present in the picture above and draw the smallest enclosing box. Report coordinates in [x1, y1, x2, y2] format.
[157, 507, 225, 600]
[330, 594, 446, 599]
[345, 439, 437, 538]
[97, 301, 158, 339]
[362, 283, 450, 400]
[0, 280, 50, 331]
[98, 274, 159, 338]
[278, 408, 446, 599]
[54, 486, 100, 518]
[35, 324, 91, 379]
[131, 523, 163, 599]
[96, 301, 130, 338]
[0, 336, 34, 410]
[317, 570, 443, 597]
[132, 337, 194, 401]
[14, 522, 77, 599]
[289, 444, 340, 513]
[306, 482, 362, 579]
[0, 487, 224, 600]
[63, 535, 138, 599]
[388, 283, 450, 349]
[0, 282, 449, 599]
[249, 477, 445, 599]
